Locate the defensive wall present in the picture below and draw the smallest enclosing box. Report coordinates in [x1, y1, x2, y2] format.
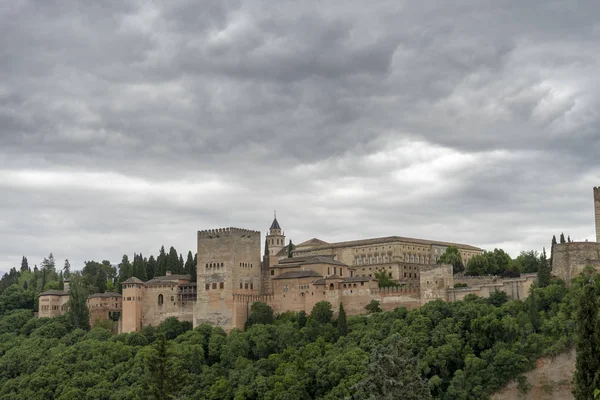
[594, 187, 600, 243]
[552, 242, 600, 285]
[447, 274, 537, 302]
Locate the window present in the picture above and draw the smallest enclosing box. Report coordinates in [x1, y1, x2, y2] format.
[245, 283, 248, 289]
[170, 296, 174, 301]
[340, 269, 343, 276]
[270, 270, 274, 276]
[158, 294, 164, 305]
[240, 282, 243, 289]
[205, 284, 210, 290]
[220, 282, 224, 289]
[212, 283, 217, 289]
[329, 283, 334, 290]
[334, 267, 337, 275]
[355, 256, 360, 265]
[369, 256, 373, 264]
[250, 283, 253, 290]
[328, 267, 330, 275]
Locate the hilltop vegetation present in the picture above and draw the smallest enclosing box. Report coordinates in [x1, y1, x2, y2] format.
[0, 271, 591, 400]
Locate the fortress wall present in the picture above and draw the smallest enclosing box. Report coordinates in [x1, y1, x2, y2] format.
[447, 274, 537, 302]
[454, 275, 503, 287]
[552, 242, 600, 285]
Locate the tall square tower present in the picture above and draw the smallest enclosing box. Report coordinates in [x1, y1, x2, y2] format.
[194, 227, 261, 329]
[595, 187, 600, 243]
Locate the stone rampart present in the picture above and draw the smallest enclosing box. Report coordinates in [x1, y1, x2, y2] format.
[594, 187, 600, 243]
[552, 242, 600, 285]
[447, 274, 536, 302]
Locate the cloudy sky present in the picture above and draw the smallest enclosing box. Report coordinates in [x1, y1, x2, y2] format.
[1, 0, 599, 273]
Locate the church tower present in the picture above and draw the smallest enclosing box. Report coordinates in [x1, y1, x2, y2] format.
[266, 213, 286, 261]
[594, 187, 600, 243]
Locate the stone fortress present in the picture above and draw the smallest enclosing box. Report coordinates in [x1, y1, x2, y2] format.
[38, 187, 600, 332]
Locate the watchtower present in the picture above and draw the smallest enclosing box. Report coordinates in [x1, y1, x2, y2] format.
[194, 227, 261, 329]
[121, 277, 144, 333]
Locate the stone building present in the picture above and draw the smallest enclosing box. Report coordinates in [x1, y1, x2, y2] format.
[87, 292, 122, 329]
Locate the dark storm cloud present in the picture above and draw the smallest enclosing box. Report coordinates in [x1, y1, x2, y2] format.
[1, 0, 599, 272]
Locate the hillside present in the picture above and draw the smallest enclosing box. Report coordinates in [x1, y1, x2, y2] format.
[492, 349, 575, 400]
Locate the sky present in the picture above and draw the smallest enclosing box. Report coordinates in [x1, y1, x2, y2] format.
[1, 0, 600, 273]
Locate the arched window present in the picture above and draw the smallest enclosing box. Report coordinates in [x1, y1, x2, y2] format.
[329, 283, 335, 290]
[158, 294, 163, 306]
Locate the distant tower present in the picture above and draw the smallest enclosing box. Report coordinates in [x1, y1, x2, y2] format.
[194, 228, 261, 330]
[121, 277, 144, 333]
[266, 212, 286, 260]
[594, 187, 600, 243]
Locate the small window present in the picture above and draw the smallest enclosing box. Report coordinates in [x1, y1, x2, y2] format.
[220, 282, 224, 289]
[334, 267, 337, 275]
[212, 283, 217, 289]
[158, 294, 164, 305]
[240, 282, 243, 289]
[271, 270, 274, 276]
[245, 283, 248, 289]
[250, 283, 253, 290]
[170, 296, 174, 301]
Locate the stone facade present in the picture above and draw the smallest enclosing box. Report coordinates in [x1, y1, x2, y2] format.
[595, 187, 600, 243]
[38, 290, 70, 318]
[87, 292, 122, 329]
[447, 274, 537, 302]
[551, 242, 600, 285]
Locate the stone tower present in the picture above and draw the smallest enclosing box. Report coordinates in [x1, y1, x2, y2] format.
[121, 277, 144, 333]
[266, 213, 286, 261]
[595, 187, 600, 243]
[194, 227, 261, 330]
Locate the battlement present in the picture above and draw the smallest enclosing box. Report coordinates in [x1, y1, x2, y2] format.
[232, 293, 275, 303]
[370, 286, 420, 294]
[198, 227, 261, 238]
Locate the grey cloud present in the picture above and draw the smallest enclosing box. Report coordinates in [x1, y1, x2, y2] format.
[1, 0, 599, 272]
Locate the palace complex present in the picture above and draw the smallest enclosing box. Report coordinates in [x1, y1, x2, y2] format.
[37, 186, 600, 332]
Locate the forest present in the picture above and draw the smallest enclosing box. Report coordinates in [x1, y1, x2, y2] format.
[0, 232, 591, 399]
[0, 267, 594, 399]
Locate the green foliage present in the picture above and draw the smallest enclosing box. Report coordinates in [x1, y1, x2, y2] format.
[512, 250, 541, 273]
[310, 301, 333, 325]
[0, 270, 592, 399]
[439, 246, 464, 274]
[466, 249, 513, 276]
[537, 248, 551, 288]
[245, 302, 275, 329]
[352, 335, 432, 400]
[66, 274, 90, 331]
[365, 300, 382, 314]
[574, 280, 600, 400]
[337, 303, 348, 336]
[374, 269, 399, 288]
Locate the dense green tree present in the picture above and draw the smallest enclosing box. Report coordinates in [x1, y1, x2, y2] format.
[245, 302, 274, 329]
[63, 259, 71, 279]
[374, 269, 399, 288]
[439, 246, 464, 274]
[352, 335, 432, 400]
[147, 255, 157, 281]
[512, 250, 540, 273]
[147, 334, 176, 400]
[337, 303, 348, 336]
[118, 254, 133, 283]
[132, 253, 147, 281]
[486, 290, 509, 307]
[537, 248, 551, 288]
[157, 246, 167, 277]
[191, 253, 197, 283]
[166, 247, 179, 275]
[66, 274, 90, 331]
[552, 235, 557, 246]
[310, 301, 333, 324]
[560, 233, 566, 244]
[179, 253, 184, 273]
[365, 300, 382, 314]
[574, 280, 600, 400]
[184, 251, 194, 275]
[20, 256, 29, 273]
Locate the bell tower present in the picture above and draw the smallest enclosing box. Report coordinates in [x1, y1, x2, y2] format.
[266, 212, 286, 261]
[594, 187, 600, 243]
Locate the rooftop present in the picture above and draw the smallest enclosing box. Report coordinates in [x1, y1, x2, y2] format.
[38, 289, 68, 297]
[294, 235, 483, 252]
[88, 292, 122, 299]
[272, 270, 322, 280]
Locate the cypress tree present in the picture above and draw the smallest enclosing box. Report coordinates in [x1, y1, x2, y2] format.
[147, 334, 176, 400]
[67, 274, 90, 331]
[166, 247, 179, 275]
[157, 246, 167, 277]
[20, 256, 29, 272]
[560, 233, 566, 244]
[264, 238, 269, 258]
[552, 235, 557, 246]
[568, 235, 572, 243]
[179, 254, 184, 273]
[288, 240, 293, 258]
[147, 255, 157, 281]
[337, 303, 348, 336]
[191, 253, 197, 282]
[63, 259, 71, 279]
[185, 251, 194, 274]
[574, 280, 600, 400]
[537, 247, 551, 288]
